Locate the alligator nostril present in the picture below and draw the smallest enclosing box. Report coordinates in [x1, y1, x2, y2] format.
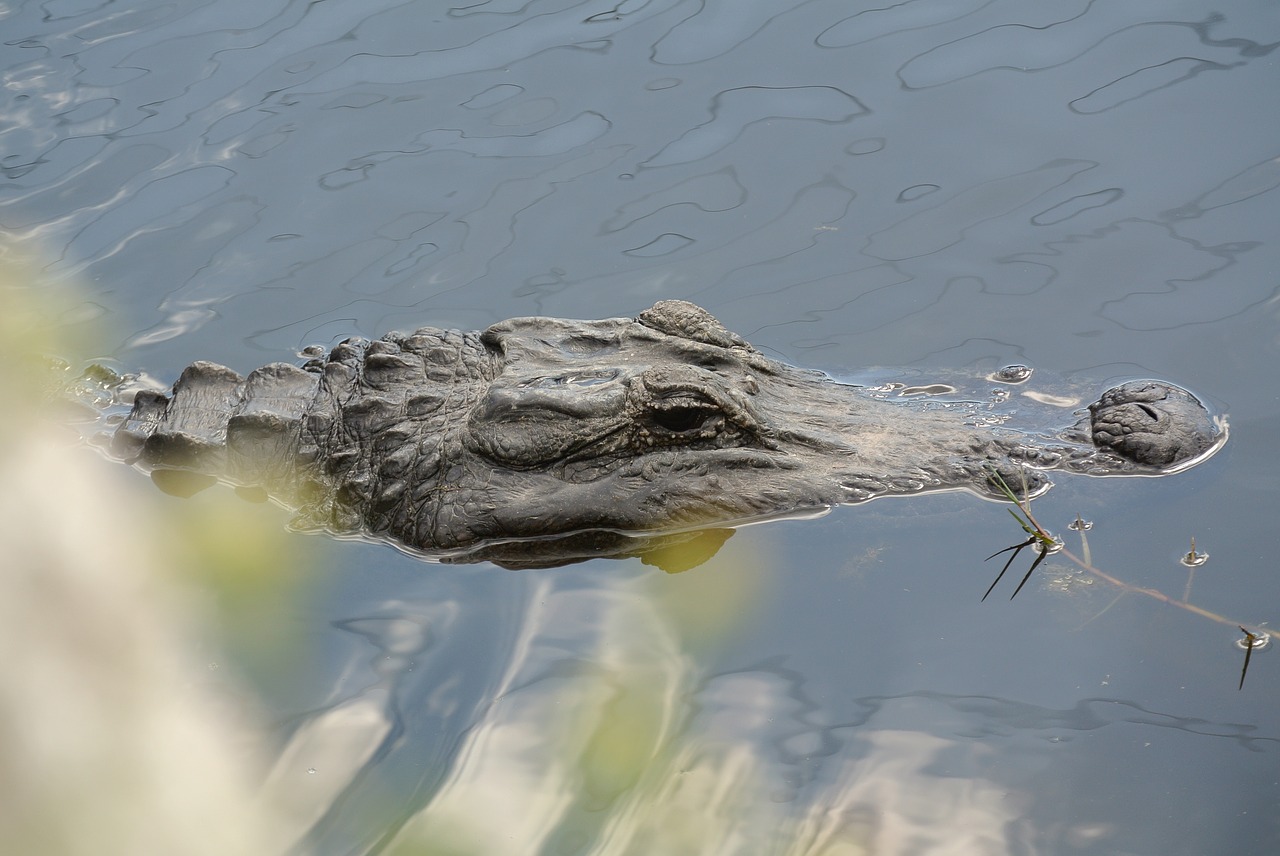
[1137, 403, 1159, 421]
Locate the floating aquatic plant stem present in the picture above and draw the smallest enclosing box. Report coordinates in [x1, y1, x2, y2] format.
[982, 466, 1271, 682]
[1181, 536, 1207, 602]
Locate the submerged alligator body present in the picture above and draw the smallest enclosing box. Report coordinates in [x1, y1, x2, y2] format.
[109, 301, 1223, 566]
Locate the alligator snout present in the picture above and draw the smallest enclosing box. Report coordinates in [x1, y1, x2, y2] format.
[1089, 381, 1221, 469]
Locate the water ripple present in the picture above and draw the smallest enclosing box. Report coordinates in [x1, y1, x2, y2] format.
[643, 86, 868, 169]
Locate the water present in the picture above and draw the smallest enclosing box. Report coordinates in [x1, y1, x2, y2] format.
[5, 1, 1280, 853]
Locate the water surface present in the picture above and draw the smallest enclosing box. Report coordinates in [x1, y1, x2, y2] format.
[5, 1, 1280, 853]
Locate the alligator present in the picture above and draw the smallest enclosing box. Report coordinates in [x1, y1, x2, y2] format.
[104, 300, 1224, 567]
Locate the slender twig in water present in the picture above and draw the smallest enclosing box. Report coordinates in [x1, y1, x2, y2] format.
[1077, 518, 1092, 567]
[1239, 627, 1259, 691]
[1181, 537, 1205, 602]
[981, 467, 1274, 685]
[1062, 547, 1266, 637]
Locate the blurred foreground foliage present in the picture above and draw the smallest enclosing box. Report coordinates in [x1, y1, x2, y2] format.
[0, 250, 303, 855]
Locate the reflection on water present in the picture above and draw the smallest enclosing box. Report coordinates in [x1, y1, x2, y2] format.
[6, 0, 1280, 854]
[263, 553, 1040, 856]
[259, 554, 1279, 856]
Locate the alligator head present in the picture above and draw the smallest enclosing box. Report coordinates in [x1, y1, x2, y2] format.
[110, 301, 1225, 568]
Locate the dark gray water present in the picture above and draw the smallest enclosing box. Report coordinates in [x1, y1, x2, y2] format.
[6, 1, 1280, 853]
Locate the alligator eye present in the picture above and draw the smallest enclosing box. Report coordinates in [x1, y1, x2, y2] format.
[653, 405, 715, 433]
[647, 395, 723, 435]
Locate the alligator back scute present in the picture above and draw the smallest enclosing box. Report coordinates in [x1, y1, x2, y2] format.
[119, 361, 244, 473]
[111, 388, 167, 462]
[226, 363, 320, 489]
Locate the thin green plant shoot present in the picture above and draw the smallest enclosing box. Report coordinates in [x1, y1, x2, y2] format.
[982, 468, 1059, 601]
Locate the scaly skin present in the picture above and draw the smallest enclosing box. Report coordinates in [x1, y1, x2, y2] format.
[109, 301, 1225, 566]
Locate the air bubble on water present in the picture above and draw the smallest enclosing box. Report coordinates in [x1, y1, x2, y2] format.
[869, 382, 904, 392]
[900, 383, 955, 396]
[990, 365, 1033, 384]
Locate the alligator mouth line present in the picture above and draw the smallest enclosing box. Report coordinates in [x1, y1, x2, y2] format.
[562, 445, 796, 478]
[1106, 416, 1230, 477]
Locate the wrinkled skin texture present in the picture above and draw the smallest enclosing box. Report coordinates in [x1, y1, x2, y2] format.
[110, 301, 1224, 567]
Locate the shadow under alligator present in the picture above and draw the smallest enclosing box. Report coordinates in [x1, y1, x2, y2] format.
[91, 301, 1225, 570]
